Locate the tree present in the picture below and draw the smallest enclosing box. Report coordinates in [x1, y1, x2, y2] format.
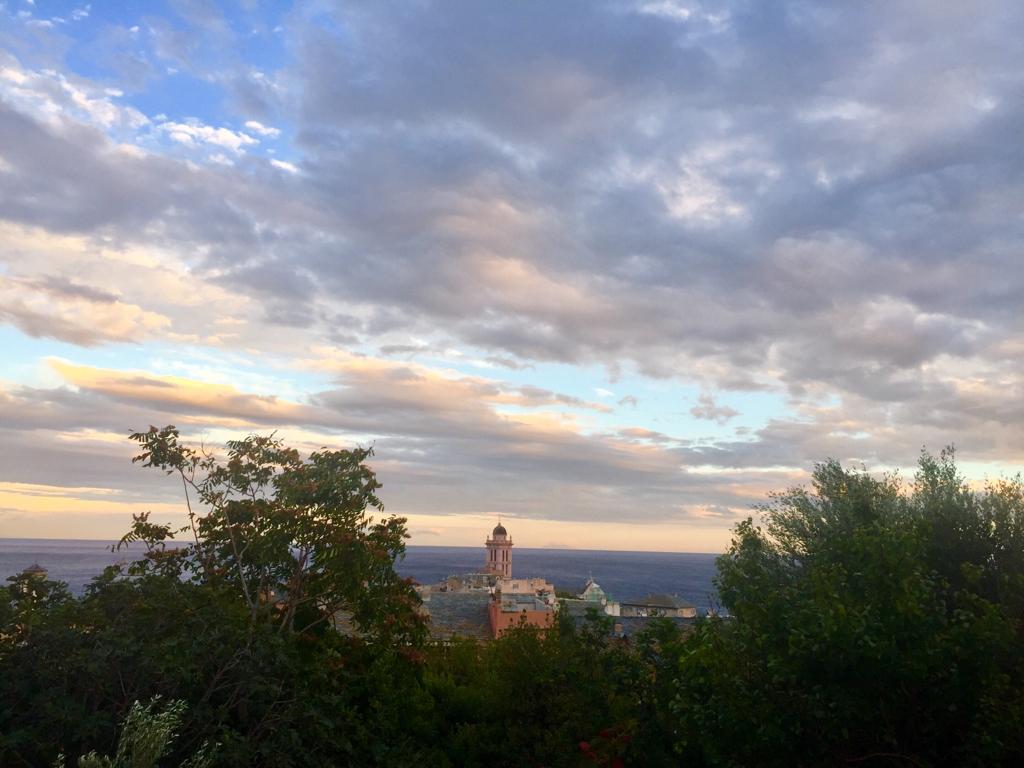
[672, 450, 1024, 767]
[0, 427, 436, 767]
[5, 432, 1023, 767]
[57, 698, 216, 768]
[122, 425, 424, 644]
[423, 610, 678, 767]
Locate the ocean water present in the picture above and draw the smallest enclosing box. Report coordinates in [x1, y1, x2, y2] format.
[405, 546, 721, 611]
[0, 539, 722, 612]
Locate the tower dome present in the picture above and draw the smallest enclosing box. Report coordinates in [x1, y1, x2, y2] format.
[484, 522, 513, 579]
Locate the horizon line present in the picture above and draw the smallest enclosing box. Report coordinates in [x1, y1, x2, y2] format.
[0, 536, 724, 557]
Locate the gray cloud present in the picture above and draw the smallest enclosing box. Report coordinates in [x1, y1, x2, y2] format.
[5, 2, 1023, 386]
[2, 0, 1024, 533]
[0, 366, 763, 526]
[690, 393, 739, 425]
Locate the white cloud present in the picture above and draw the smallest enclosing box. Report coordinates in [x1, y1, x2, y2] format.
[0, 56, 148, 131]
[157, 119, 258, 153]
[636, 1, 693, 22]
[270, 158, 299, 174]
[658, 166, 745, 224]
[244, 120, 281, 138]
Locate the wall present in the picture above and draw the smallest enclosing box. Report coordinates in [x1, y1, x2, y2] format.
[488, 601, 555, 638]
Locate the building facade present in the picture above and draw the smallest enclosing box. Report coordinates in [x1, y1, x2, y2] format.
[422, 523, 706, 641]
[575, 576, 621, 616]
[500, 577, 555, 598]
[488, 594, 555, 638]
[484, 522, 513, 579]
[619, 593, 697, 618]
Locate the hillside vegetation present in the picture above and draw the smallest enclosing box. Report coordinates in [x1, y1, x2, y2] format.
[1, 428, 1022, 767]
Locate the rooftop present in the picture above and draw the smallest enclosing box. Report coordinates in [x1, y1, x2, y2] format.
[419, 590, 492, 641]
[564, 610, 697, 638]
[621, 593, 696, 610]
[497, 594, 552, 613]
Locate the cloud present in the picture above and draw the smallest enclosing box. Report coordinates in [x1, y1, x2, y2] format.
[5, 4, 1018, 399]
[690, 393, 739, 425]
[0, 275, 171, 345]
[0, 55, 149, 132]
[49, 359, 319, 426]
[0, 355, 774, 527]
[3, 1, 1024, 545]
[245, 119, 280, 138]
[269, 158, 298, 173]
[157, 119, 258, 153]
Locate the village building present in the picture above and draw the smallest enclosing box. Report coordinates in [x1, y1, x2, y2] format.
[483, 522, 513, 579]
[23, 563, 47, 578]
[563, 580, 698, 638]
[435, 572, 497, 593]
[619, 593, 697, 618]
[420, 522, 558, 639]
[418, 525, 700, 641]
[488, 593, 556, 638]
[499, 577, 556, 600]
[558, 576, 622, 617]
[576, 576, 621, 616]
[609, 616, 696, 638]
[418, 590, 492, 642]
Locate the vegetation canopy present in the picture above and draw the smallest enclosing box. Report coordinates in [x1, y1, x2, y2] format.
[0, 430, 1022, 767]
[122, 425, 423, 643]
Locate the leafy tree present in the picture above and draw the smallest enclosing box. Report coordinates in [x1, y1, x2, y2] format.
[57, 698, 216, 768]
[122, 426, 424, 644]
[423, 610, 679, 767]
[672, 450, 1024, 767]
[0, 566, 72, 640]
[4, 432, 1023, 768]
[0, 427, 435, 767]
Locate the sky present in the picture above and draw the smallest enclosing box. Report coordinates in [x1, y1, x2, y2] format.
[1, 1, 1023, 552]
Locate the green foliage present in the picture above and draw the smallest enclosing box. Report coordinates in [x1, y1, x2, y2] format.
[673, 449, 1024, 767]
[122, 425, 424, 644]
[421, 610, 683, 767]
[60, 697, 215, 768]
[0, 427, 434, 767]
[3, 434, 1023, 767]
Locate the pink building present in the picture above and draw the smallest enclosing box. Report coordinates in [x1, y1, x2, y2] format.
[488, 595, 555, 638]
[483, 522, 513, 579]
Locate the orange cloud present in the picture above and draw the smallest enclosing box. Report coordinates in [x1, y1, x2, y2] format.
[49, 359, 315, 426]
[0, 275, 170, 346]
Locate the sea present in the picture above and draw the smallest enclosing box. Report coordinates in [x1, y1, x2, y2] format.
[0, 539, 722, 613]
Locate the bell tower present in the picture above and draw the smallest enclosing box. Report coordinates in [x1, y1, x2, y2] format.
[484, 522, 513, 579]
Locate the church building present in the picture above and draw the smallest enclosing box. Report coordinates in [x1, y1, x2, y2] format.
[483, 522, 513, 579]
